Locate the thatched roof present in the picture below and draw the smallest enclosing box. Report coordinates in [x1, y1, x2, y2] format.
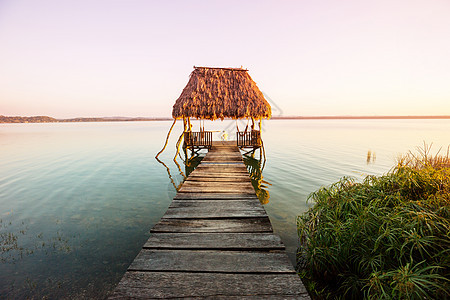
[172, 67, 271, 120]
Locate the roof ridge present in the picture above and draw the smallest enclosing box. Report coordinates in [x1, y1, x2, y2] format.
[194, 66, 248, 71]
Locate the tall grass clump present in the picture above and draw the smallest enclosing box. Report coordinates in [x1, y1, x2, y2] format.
[297, 144, 450, 299]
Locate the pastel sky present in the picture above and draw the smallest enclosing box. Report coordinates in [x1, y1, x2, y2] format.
[1, 0, 449, 118]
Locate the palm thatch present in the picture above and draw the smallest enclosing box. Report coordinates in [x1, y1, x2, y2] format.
[172, 67, 271, 120]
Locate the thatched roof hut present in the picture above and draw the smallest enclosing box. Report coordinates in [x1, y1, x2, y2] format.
[172, 67, 271, 120]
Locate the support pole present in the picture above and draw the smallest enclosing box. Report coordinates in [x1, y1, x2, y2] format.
[155, 119, 177, 159]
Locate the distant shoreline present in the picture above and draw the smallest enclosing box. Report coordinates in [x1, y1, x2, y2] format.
[0, 116, 173, 123]
[1, 115, 449, 123]
[272, 115, 450, 120]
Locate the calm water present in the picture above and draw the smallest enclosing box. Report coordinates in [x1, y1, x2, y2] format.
[1, 119, 449, 298]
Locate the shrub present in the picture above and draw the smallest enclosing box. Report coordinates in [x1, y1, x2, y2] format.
[297, 145, 450, 299]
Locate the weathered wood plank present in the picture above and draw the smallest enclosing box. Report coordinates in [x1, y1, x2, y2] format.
[174, 192, 258, 200]
[203, 154, 242, 157]
[110, 272, 310, 299]
[185, 176, 252, 182]
[201, 161, 243, 165]
[181, 181, 254, 189]
[163, 200, 265, 218]
[178, 185, 255, 194]
[209, 147, 239, 151]
[195, 165, 249, 173]
[128, 249, 296, 273]
[211, 141, 237, 146]
[188, 171, 250, 178]
[204, 153, 242, 157]
[203, 156, 242, 162]
[143, 233, 284, 250]
[188, 172, 251, 178]
[192, 163, 246, 168]
[205, 151, 241, 155]
[150, 218, 273, 233]
[168, 199, 262, 208]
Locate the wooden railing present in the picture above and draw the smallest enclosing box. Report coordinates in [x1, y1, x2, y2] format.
[184, 131, 213, 147]
[236, 130, 261, 147]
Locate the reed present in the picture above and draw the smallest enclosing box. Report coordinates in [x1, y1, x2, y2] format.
[297, 145, 449, 299]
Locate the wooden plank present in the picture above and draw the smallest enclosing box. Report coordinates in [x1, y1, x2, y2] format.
[197, 162, 245, 165]
[177, 188, 255, 194]
[188, 171, 250, 178]
[201, 161, 243, 164]
[178, 185, 255, 194]
[192, 164, 247, 168]
[143, 233, 284, 250]
[189, 171, 251, 177]
[163, 200, 265, 218]
[210, 145, 239, 149]
[194, 167, 248, 172]
[203, 156, 242, 162]
[168, 200, 262, 208]
[211, 141, 237, 146]
[203, 154, 242, 157]
[205, 149, 240, 152]
[162, 208, 266, 219]
[150, 218, 273, 233]
[203, 156, 241, 159]
[185, 176, 252, 182]
[128, 249, 296, 273]
[208, 151, 240, 154]
[195, 165, 248, 172]
[110, 272, 310, 299]
[174, 192, 258, 200]
[181, 181, 254, 189]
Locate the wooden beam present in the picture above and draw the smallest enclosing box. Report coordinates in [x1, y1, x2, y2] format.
[143, 233, 285, 250]
[128, 249, 296, 273]
[163, 200, 265, 219]
[110, 272, 310, 299]
[150, 218, 273, 233]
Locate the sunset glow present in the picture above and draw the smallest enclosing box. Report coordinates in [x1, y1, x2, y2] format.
[1, 0, 449, 118]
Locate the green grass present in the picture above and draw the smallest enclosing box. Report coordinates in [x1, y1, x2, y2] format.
[297, 145, 450, 299]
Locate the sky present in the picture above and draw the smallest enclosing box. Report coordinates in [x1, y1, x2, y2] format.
[1, 0, 449, 118]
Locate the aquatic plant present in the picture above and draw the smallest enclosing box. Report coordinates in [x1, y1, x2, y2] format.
[297, 145, 450, 299]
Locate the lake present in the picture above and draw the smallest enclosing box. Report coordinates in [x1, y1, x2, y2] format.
[1, 119, 449, 298]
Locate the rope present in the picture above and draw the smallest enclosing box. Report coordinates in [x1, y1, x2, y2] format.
[155, 119, 177, 159]
[173, 130, 184, 161]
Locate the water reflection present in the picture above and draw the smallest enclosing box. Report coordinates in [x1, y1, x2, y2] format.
[155, 151, 203, 191]
[155, 157, 183, 191]
[242, 153, 271, 204]
[184, 155, 203, 177]
[366, 150, 376, 164]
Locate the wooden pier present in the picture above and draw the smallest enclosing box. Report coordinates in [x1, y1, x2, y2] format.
[110, 142, 309, 299]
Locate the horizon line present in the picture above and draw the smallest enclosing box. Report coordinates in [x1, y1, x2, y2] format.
[2, 115, 450, 123]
